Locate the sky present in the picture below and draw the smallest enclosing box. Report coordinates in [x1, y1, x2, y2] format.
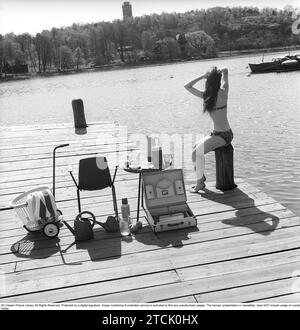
[0, 0, 299, 35]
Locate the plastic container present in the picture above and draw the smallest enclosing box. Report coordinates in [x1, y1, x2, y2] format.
[120, 198, 131, 236]
[121, 198, 130, 219]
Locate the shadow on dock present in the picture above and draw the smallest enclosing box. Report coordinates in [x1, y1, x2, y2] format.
[11, 228, 122, 264]
[60, 231, 122, 264]
[200, 187, 280, 236]
[11, 234, 61, 259]
[134, 226, 199, 248]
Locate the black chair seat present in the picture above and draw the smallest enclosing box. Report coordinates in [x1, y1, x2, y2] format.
[69, 156, 118, 216]
[78, 157, 112, 190]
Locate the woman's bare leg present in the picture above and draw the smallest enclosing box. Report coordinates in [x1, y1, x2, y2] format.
[191, 135, 226, 192]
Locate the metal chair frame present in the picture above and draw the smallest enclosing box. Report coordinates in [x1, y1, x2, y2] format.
[69, 157, 119, 217]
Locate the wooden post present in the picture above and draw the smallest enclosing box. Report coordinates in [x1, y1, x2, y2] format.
[72, 99, 88, 129]
[215, 144, 237, 190]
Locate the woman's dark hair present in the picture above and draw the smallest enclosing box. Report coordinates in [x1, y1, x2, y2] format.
[203, 67, 222, 113]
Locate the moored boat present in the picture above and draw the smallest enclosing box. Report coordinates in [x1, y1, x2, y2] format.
[249, 55, 300, 73]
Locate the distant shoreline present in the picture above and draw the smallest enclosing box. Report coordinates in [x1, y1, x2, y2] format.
[1, 45, 300, 83]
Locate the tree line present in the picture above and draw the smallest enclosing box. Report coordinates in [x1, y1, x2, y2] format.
[0, 5, 299, 73]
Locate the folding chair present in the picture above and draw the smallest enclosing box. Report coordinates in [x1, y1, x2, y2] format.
[69, 157, 118, 217]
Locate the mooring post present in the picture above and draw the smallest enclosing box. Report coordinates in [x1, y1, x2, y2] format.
[215, 144, 237, 190]
[71, 99, 88, 130]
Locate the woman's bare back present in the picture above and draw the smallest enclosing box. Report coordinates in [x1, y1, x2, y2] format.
[209, 88, 231, 131]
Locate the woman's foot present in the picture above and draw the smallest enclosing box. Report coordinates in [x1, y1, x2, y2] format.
[190, 175, 206, 193]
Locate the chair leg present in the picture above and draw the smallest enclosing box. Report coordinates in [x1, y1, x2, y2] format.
[141, 181, 144, 209]
[111, 185, 118, 218]
[77, 189, 81, 213]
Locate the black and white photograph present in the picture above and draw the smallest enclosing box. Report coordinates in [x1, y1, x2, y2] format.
[0, 0, 300, 312]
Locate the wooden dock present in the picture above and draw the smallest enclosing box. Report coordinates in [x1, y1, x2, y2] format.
[0, 122, 300, 304]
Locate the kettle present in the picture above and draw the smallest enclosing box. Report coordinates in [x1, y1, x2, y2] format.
[63, 211, 96, 241]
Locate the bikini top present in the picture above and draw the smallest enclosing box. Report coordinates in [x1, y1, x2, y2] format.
[214, 104, 227, 111]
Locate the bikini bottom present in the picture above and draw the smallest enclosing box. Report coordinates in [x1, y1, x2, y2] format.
[210, 128, 233, 146]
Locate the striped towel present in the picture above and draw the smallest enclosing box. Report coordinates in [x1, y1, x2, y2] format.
[26, 189, 58, 222]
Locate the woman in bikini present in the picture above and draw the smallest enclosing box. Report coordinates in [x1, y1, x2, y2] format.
[184, 66, 233, 192]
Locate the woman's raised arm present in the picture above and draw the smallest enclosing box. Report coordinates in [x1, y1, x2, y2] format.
[184, 72, 209, 98]
[220, 68, 229, 90]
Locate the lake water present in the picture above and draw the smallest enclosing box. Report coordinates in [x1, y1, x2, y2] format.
[1, 51, 299, 215]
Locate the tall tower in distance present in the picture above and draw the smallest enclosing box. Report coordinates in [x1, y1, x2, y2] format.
[122, 1, 133, 20]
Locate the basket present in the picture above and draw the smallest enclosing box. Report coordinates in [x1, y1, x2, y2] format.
[10, 186, 61, 232]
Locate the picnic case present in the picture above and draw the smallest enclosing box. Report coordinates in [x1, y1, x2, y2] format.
[142, 169, 197, 232]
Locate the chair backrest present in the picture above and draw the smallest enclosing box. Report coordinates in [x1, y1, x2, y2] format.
[78, 157, 112, 191]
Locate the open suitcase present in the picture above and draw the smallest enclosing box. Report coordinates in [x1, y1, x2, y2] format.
[142, 169, 197, 232]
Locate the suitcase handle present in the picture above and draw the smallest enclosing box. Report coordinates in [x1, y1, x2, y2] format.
[167, 221, 184, 227]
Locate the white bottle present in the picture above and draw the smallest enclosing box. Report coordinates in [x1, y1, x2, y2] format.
[120, 198, 131, 236]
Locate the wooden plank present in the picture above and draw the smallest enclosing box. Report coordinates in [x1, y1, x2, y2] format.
[253, 292, 300, 303]
[0, 188, 288, 231]
[0, 152, 191, 180]
[0, 206, 293, 255]
[0, 149, 132, 176]
[0, 180, 261, 218]
[0, 181, 263, 227]
[0, 173, 138, 199]
[3, 259, 175, 298]
[3, 246, 300, 298]
[0, 125, 119, 142]
[0, 263, 16, 274]
[0, 137, 132, 159]
[0, 155, 217, 185]
[5, 221, 298, 282]
[0, 196, 295, 261]
[175, 249, 300, 283]
[0, 123, 121, 143]
[0, 142, 136, 164]
[12, 219, 300, 272]
[0, 176, 244, 194]
[0, 184, 274, 228]
[0, 121, 111, 132]
[157, 296, 198, 303]
[58, 261, 300, 303]
[194, 278, 298, 303]
[0, 270, 180, 303]
[0, 171, 136, 195]
[0, 138, 133, 164]
[0, 200, 290, 246]
[1, 176, 244, 203]
[9, 235, 300, 295]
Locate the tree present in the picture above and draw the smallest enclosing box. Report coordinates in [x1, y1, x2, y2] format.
[161, 37, 180, 61]
[73, 47, 84, 70]
[0, 36, 4, 73]
[112, 20, 127, 62]
[176, 33, 187, 57]
[35, 31, 52, 72]
[15, 33, 37, 72]
[141, 31, 154, 51]
[1, 5, 299, 73]
[185, 31, 216, 57]
[59, 45, 73, 70]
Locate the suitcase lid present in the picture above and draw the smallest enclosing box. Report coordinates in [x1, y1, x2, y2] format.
[142, 168, 187, 209]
